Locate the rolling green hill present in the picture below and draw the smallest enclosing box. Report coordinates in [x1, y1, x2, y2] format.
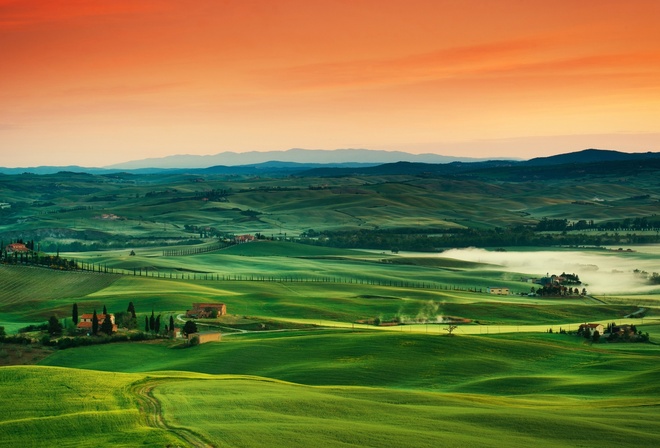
[2, 163, 660, 447]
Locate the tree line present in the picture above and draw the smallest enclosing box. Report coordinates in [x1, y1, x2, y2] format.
[297, 225, 660, 251]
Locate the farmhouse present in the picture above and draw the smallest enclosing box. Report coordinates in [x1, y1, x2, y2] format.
[5, 243, 29, 253]
[234, 234, 255, 243]
[579, 323, 604, 334]
[77, 313, 117, 332]
[186, 302, 227, 318]
[487, 287, 510, 295]
[189, 331, 221, 344]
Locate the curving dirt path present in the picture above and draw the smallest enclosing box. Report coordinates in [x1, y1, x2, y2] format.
[131, 377, 216, 448]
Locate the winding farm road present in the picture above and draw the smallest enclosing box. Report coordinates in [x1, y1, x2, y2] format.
[131, 378, 216, 448]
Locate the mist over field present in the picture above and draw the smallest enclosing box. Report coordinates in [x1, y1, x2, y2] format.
[441, 247, 660, 295]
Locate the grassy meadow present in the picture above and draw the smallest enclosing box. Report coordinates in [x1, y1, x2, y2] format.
[2, 243, 659, 446]
[1, 169, 660, 446]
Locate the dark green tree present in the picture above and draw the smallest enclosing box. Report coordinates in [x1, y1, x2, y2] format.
[0, 326, 5, 337]
[149, 310, 155, 332]
[72, 303, 78, 325]
[169, 315, 175, 333]
[144, 316, 149, 332]
[592, 330, 600, 343]
[103, 305, 107, 315]
[48, 316, 63, 336]
[155, 315, 161, 334]
[183, 320, 198, 337]
[100, 313, 114, 335]
[127, 301, 136, 318]
[92, 310, 99, 336]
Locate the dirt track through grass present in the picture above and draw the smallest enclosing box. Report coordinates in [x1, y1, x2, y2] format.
[131, 378, 216, 448]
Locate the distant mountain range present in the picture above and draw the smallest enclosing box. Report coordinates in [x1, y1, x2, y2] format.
[0, 148, 658, 176]
[105, 148, 495, 170]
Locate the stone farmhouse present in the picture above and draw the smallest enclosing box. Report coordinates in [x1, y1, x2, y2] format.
[234, 234, 255, 243]
[77, 313, 117, 332]
[186, 303, 227, 318]
[5, 243, 29, 253]
[487, 287, 510, 295]
[579, 323, 604, 334]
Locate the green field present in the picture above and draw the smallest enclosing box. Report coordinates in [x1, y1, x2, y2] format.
[1, 169, 660, 446]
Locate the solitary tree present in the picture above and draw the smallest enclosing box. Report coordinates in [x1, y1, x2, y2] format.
[72, 303, 78, 325]
[182, 320, 198, 337]
[92, 310, 99, 336]
[444, 324, 458, 336]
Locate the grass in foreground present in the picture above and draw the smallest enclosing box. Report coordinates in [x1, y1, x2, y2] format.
[0, 366, 179, 447]
[155, 376, 660, 448]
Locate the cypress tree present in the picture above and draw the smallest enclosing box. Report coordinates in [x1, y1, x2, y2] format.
[144, 316, 149, 332]
[155, 315, 161, 334]
[127, 301, 136, 318]
[72, 303, 78, 325]
[149, 310, 155, 332]
[100, 313, 113, 335]
[169, 315, 175, 333]
[92, 310, 99, 336]
[103, 305, 107, 315]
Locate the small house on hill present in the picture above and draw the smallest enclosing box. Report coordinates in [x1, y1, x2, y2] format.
[186, 303, 227, 318]
[77, 313, 117, 332]
[487, 287, 509, 295]
[6, 243, 29, 253]
[234, 234, 255, 243]
[579, 323, 604, 334]
[189, 331, 221, 344]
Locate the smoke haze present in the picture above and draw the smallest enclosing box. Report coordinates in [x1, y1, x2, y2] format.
[441, 247, 660, 295]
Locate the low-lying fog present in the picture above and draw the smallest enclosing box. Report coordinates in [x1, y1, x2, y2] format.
[440, 247, 660, 295]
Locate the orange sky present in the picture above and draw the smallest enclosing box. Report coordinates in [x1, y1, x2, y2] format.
[1, 0, 659, 167]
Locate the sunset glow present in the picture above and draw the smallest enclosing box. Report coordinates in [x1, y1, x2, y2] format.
[1, 0, 659, 167]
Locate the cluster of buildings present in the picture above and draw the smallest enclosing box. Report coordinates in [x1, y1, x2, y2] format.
[76, 313, 117, 333]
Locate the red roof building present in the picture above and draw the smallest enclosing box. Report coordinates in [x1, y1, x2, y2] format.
[77, 313, 117, 332]
[6, 243, 29, 253]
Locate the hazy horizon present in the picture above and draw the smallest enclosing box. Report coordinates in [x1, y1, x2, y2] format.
[2, 1, 659, 167]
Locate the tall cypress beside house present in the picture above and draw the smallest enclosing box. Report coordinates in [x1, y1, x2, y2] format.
[92, 310, 99, 336]
[72, 303, 78, 325]
[100, 312, 113, 335]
